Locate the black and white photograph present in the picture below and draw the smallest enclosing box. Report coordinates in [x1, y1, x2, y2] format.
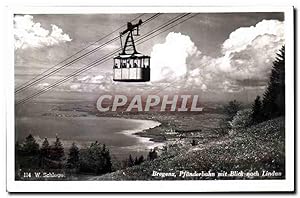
[4, 5, 295, 192]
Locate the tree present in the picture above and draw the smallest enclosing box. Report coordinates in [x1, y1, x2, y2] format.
[50, 135, 64, 161]
[20, 134, 40, 168]
[262, 46, 285, 119]
[134, 157, 139, 165]
[127, 154, 134, 167]
[79, 141, 112, 175]
[22, 134, 39, 156]
[230, 109, 252, 128]
[217, 118, 231, 135]
[191, 139, 197, 146]
[100, 144, 112, 173]
[40, 138, 50, 168]
[67, 142, 80, 169]
[41, 138, 50, 157]
[148, 149, 158, 161]
[15, 141, 22, 170]
[251, 96, 263, 124]
[224, 100, 242, 120]
[15, 141, 22, 155]
[137, 155, 144, 164]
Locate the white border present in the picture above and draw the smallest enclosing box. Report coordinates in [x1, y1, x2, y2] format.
[5, 6, 294, 192]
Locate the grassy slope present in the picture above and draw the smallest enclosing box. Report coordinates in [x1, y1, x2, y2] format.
[90, 117, 285, 180]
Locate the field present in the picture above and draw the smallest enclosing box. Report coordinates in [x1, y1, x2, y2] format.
[90, 116, 285, 180]
[15, 102, 285, 180]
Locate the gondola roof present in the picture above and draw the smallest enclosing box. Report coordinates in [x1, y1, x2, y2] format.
[114, 53, 150, 59]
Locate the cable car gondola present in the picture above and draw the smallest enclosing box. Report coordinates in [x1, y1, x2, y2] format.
[113, 19, 150, 82]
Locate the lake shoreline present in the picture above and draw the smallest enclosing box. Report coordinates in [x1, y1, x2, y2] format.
[95, 114, 171, 143]
[15, 114, 167, 159]
[113, 118, 165, 149]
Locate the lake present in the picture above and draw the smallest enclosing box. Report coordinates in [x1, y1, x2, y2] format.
[15, 116, 162, 160]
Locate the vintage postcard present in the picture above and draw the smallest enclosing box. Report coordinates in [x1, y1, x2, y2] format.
[6, 6, 294, 192]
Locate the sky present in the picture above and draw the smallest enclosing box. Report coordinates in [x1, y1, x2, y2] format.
[14, 12, 284, 103]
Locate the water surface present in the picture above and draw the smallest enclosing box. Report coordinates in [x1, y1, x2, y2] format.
[15, 115, 161, 159]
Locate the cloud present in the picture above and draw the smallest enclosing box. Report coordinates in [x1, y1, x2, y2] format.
[216, 20, 284, 85]
[150, 32, 201, 82]
[35, 19, 284, 98]
[36, 83, 50, 88]
[75, 74, 106, 85]
[185, 19, 284, 93]
[14, 15, 72, 50]
[222, 19, 284, 54]
[67, 74, 113, 92]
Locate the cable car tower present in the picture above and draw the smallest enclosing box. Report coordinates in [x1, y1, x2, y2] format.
[113, 20, 150, 82]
